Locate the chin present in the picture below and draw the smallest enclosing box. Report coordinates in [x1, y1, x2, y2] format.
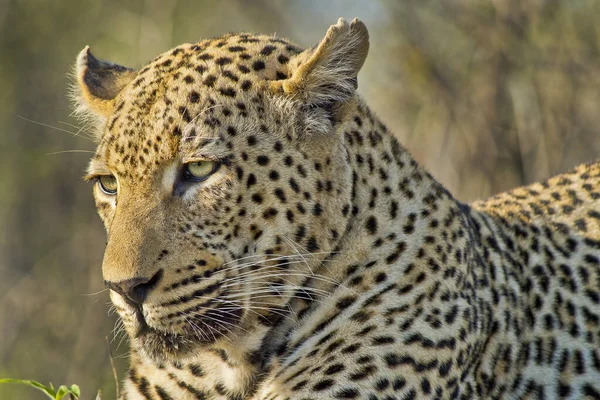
[131, 306, 245, 363]
[134, 326, 200, 363]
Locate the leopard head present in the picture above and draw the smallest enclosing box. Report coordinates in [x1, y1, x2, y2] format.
[73, 18, 369, 363]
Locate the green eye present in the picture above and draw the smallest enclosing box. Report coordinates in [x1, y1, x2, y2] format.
[183, 161, 219, 181]
[98, 175, 118, 195]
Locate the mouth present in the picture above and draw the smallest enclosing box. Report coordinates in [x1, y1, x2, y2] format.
[131, 305, 244, 362]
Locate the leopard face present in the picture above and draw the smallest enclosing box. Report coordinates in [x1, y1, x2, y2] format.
[75, 19, 366, 363]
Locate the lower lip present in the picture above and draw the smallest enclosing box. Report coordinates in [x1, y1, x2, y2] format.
[135, 306, 244, 349]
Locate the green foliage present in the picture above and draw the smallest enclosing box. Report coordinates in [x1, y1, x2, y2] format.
[0, 378, 80, 400]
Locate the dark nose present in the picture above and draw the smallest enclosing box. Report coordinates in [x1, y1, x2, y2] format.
[105, 270, 163, 307]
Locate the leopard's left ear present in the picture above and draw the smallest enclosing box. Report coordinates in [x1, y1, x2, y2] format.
[71, 47, 136, 137]
[271, 18, 369, 126]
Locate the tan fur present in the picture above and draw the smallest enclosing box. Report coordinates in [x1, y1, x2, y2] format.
[73, 18, 600, 400]
[71, 46, 136, 138]
[271, 18, 368, 105]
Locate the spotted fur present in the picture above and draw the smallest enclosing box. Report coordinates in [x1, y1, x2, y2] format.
[72, 18, 600, 400]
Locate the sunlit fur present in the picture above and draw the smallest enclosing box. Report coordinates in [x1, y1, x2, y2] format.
[74, 18, 599, 400]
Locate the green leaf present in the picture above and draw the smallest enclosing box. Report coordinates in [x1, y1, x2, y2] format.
[0, 378, 81, 400]
[69, 384, 81, 398]
[55, 385, 69, 400]
[0, 378, 56, 399]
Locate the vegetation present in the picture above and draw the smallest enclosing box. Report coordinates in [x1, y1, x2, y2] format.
[0, 379, 80, 400]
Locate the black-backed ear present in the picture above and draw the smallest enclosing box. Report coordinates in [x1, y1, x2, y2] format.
[71, 46, 136, 137]
[271, 18, 369, 128]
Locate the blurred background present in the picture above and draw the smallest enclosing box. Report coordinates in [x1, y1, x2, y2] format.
[1, 0, 599, 398]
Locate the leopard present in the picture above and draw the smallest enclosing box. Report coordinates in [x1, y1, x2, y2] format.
[71, 17, 600, 399]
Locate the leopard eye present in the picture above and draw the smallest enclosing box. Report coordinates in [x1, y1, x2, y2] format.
[183, 161, 219, 182]
[98, 175, 118, 195]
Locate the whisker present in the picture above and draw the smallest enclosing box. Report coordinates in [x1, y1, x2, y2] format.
[199, 318, 219, 342]
[83, 288, 109, 296]
[221, 285, 330, 300]
[222, 268, 346, 291]
[229, 250, 339, 265]
[191, 295, 272, 323]
[183, 104, 225, 137]
[228, 257, 337, 279]
[185, 317, 209, 342]
[165, 295, 246, 339]
[192, 253, 336, 280]
[198, 312, 244, 337]
[46, 149, 95, 156]
[15, 114, 95, 140]
[283, 236, 314, 275]
[57, 120, 96, 137]
[57, 120, 91, 132]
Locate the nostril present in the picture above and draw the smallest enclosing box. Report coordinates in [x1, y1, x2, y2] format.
[132, 269, 163, 304]
[105, 269, 163, 307]
[128, 278, 151, 306]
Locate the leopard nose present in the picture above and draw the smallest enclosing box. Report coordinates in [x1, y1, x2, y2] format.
[105, 270, 163, 307]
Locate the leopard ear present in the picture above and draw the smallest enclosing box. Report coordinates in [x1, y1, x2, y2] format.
[271, 18, 369, 121]
[71, 47, 136, 137]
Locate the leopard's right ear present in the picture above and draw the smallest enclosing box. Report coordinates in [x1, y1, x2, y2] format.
[71, 47, 136, 138]
[270, 18, 369, 134]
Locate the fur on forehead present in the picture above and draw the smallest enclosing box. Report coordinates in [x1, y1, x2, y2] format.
[72, 17, 369, 142]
